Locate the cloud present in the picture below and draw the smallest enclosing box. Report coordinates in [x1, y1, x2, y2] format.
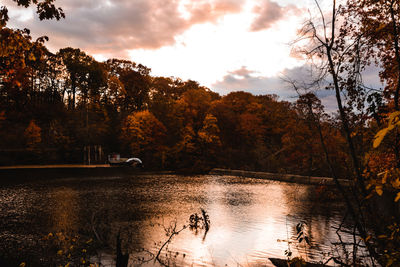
[250, 0, 302, 31]
[186, 0, 243, 24]
[212, 63, 384, 113]
[211, 64, 348, 113]
[7, 0, 245, 57]
[361, 65, 384, 90]
[212, 66, 298, 98]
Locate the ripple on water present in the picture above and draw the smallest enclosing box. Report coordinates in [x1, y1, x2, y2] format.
[0, 174, 355, 266]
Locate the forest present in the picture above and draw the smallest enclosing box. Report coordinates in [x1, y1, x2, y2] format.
[0, 9, 353, 177]
[0, 37, 355, 176]
[2, 0, 400, 265]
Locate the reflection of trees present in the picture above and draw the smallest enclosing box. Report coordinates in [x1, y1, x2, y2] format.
[0, 175, 361, 265]
[279, 183, 352, 261]
[71, 180, 150, 252]
[49, 187, 79, 233]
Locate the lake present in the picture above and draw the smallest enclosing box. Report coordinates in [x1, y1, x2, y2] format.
[0, 174, 355, 266]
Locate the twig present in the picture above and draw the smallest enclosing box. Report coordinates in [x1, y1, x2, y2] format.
[155, 221, 187, 266]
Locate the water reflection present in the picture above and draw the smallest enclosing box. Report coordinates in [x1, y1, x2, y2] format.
[126, 176, 348, 266]
[0, 175, 350, 266]
[48, 187, 79, 233]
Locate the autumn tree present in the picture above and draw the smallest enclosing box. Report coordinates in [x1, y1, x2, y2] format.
[24, 120, 41, 150]
[57, 48, 94, 109]
[292, 0, 400, 264]
[121, 110, 166, 168]
[282, 94, 323, 175]
[104, 75, 125, 107]
[149, 77, 188, 127]
[209, 92, 293, 170]
[198, 113, 221, 167]
[342, 1, 400, 264]
[105, 59, 151, 113]
[0, 0, 64, 93]
[0, 0, 64, 28]
[346, 0, 400, 110]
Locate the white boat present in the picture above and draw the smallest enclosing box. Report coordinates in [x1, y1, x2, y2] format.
[108, 153, 143, 167]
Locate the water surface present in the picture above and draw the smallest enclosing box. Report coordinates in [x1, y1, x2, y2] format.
[0, 174, 353, 266]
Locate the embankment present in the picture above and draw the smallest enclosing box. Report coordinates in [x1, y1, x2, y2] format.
[0, 165, 171, 184]
[0, 165, 351, 187]
[210, 168, 352, 186]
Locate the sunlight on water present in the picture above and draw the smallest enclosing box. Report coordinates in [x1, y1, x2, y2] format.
[0, 174, 353, 266]
[128, 176, 348, 266]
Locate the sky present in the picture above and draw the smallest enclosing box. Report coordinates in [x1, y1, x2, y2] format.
[5, 0, 383, 111]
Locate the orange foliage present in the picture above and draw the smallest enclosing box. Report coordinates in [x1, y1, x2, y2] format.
[121, 110, 166, 155]
[198, 114, 221, 147]
[24, 120, 42, 149]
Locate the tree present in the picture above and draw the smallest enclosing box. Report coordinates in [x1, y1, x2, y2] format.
[346, 0, 400, 109]
[104, 75, 125, 107]
[24, 119, 41, 150]
[57, 48, 93, 109]
[105, 59, 151, 113]
[120, 110, 166, 167]
[0, 0, 64, 28]
[293, 0, 400, 265]
[0, 0, 64, 90]
[175, 88, 213, 131]
[198, 113, 221, 167]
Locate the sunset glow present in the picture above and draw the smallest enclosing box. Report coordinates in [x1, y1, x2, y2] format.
[6, 0, 312, 97]
[1, 0, 399, 266]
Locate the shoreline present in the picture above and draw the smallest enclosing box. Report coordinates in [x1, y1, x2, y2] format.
[0, 164, 173, 183]
[0, 164, 111, 170]
[0, 164, 351, 186]
[210, 168, 352, 186]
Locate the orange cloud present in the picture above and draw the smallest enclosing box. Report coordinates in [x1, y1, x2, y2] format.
[7, 0, 244, 57]
[186, 0, 243, 24]
[250, 0, 302, 31]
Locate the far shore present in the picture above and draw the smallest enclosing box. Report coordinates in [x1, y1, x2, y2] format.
[0, 164, 350, 186]
[0, 165, 173, 183]
[0, 164, 111, 169]
[210, 168, 352, 186]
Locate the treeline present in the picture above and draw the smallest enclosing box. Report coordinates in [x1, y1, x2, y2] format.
[0, 27, 354, 175]
[4, 0, 400, 265]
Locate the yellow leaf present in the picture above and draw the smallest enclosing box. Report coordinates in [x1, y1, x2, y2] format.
[57, 250, 63, 255]
[374, 111, 400, 148]
[382, 172, 388, 184]
[19, 262, 26, 267]
[377, 23, 386, 31]
[366, 183, 373, 190]
[388, 111, 400, 125]
[395, 192, 400, 202]
[28, 53, 35, 61]
[392, 179, 400, 188]
[376, 185, 383, 196]
[373, 128, 389, 148]
[365, 193, 374, 200]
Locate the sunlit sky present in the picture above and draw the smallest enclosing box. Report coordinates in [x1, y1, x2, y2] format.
[5, 0, 382, 109]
